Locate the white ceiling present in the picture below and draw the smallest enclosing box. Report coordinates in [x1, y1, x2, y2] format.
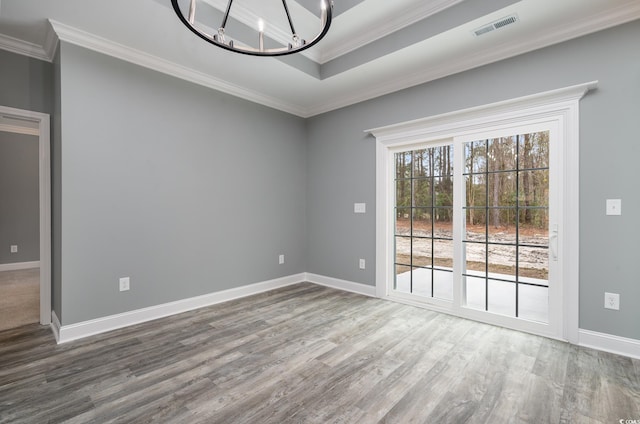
[1, 0, 639, 117]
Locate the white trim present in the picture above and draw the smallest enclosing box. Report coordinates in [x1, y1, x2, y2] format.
[0, 123, 39, 136]
[304, 3, 639, 117]
[0, 261, 40, 272]
[55, 273, 305, 343]
[366, 81, 597, 140]
[47, 20, 304, 118]
[0, 105, 51, 327]
[368, 82, 596, 342]
[317, 0, 464, 64]
[0, 3, 637, 117]
[304, 273, 377, 297]
[579, 329, 640, 360]
[0, 33, 51, 62]
[50, 310, 61, 343]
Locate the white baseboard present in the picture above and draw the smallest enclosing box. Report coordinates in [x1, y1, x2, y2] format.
[305, 273, 377, 297]
[579, 328, 640, 359]
[0, 261, 40, 272]
[55, 273, 306, 344]
[50, 310, 61, 343]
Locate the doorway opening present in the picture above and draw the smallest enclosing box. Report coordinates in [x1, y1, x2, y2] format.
[0, 105, 51, 329]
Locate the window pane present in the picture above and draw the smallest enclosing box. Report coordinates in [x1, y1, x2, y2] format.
[412, 208, 432, 237]
[412, 237, 432, 268]
[433, 145, 453, 177]
[465, 140, 486, 174]
[432, 239, 452, 270]
[464, 242, 486, 276]
[465, 209, 486, 242]
[518, 132, 549, 170]
[488, 245, 517, 281]
[518, 170, 549, 207]
[487, 137, 517, 172]
[412, 268, 431, 298]
[465, 275, 485, 310]
[412, 149, 431, 178]
[519, 208, 548, 246]
[434, 270, 453, 301]
[518, 284, 548, 323]
[395, 151, 412, 179]
[434, 208, 453, 238]
[488, 172, 517, 207]
[466, 174, 486, 207]
[395, 236, 411, 266]
[396, 180, 411, 208]
[395, 265, 411, 293]
[519, 247, 548, 282]
[434, 177, 453, 207]
[413, 178, 432, 207]
[488, 279, 516, 317]
[488, 208, 516, 244]
[395, 211, 411, 236]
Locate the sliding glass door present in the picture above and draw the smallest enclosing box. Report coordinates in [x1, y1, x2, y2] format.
[390, 125, 557, 331]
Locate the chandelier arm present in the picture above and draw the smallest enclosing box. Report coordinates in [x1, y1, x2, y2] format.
[281, 0, 297, 35]
[188, 0, 196, 24]
[171, 0, 332, 57]
[220, 0, 234, 29]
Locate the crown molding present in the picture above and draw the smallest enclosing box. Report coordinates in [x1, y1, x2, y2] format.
[4, 1, 636, 119]
[48, 20, 304, 117]
[317, 0, 464, 64]
[305, 1, 640, 117]
[0, 32, 51, 61]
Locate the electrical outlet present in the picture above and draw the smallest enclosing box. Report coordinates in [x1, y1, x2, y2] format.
[119, 277, 130, 292]
[604, 292, 619, 310]
[606, 199, 621, 216]
[279, 254, 284, 265]
[359, 259, 366, 270]
[10, 245, 18, 253]
[354, 203, 366, 214]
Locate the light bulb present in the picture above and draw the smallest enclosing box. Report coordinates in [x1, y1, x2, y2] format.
[258, 19, 265, 33]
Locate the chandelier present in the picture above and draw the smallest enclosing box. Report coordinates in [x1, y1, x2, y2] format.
[171, 0, 333, 57]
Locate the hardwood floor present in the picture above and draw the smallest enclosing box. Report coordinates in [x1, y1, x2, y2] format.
[1, 283, 638, 423]
[0, 268, 39, 332]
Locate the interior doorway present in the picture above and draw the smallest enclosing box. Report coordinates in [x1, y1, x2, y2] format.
[0, 105, 51, 328]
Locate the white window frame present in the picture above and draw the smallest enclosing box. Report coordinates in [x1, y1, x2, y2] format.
[367, 81, 597, 342]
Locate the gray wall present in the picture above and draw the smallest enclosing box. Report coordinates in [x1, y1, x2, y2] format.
[0, 132, 39, 264]
[306, 20, 640, 340]
[55, 42, 307, 325]
[0, 49, 53, 114]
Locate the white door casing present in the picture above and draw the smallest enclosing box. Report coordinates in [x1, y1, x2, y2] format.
[368, 81, 597, 342]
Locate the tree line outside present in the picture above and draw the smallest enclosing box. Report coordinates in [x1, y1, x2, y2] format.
[395, 132, 549, 234]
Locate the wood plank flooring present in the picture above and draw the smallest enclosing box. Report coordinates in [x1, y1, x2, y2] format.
[0, 268, 39, 332]
[1, 283, 638, 423]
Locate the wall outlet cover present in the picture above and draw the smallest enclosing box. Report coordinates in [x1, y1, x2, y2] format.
[119, 277, 130, 292]
[354, 203, 366, 214]
[604, 292, 619, 310]
[606, 199, 621, 216]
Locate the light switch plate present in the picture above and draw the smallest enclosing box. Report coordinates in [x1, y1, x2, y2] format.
[606, 199, 621, 215]
[354, 203, 366, 214]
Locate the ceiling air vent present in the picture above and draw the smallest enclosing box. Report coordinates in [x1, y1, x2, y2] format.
[473, 14, 518, 37]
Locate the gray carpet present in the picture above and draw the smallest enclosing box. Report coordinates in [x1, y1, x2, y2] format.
[0, 268, 39, 331]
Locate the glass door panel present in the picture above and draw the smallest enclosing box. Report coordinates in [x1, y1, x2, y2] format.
[462, 132, 550, 323]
